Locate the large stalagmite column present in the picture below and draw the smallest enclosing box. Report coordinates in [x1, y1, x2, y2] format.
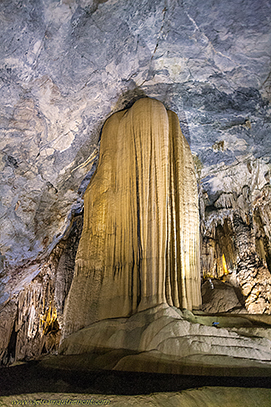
[63, 98, 201, 338]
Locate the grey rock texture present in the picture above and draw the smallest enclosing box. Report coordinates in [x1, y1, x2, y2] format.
[0, 0, 271, 363]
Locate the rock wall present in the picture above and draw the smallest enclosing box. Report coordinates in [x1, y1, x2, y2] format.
[1, 0, 270, 302]
[200, 178, 271, 313]
[0, 214, 82, 365]
[0, 0, 271, 364]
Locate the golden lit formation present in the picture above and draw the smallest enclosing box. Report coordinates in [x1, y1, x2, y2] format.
[40, 303, 58, 335]
[222, 254, 229, 276]
[63, 98, 201, 337]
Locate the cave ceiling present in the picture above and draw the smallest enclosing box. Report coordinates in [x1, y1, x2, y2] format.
[0, 0, 271, 305]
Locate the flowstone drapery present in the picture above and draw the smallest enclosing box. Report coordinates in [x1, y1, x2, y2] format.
[63, 98, 201, 337]
[59, 98, 271, 375]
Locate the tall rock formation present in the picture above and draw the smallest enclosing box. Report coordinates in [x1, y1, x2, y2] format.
[63, 98, 201, 337]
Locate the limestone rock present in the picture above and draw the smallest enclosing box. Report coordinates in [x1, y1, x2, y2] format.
[237, 251, 271, 314]
[0, 214, 82, 365]
[60, 304, 271, 374]
[0, 0, 271, 369]
[0, 0, 270, 306]
[202, 279, 245, 314]
[0, 300, 17, 365]
[200, 183, 271, 313]
[1, 388, 271, 407]
[63, 98, 201, 338]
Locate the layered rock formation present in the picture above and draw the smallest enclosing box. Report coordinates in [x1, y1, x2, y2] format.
[60, 304, 271, 374]
[0, 0, 271, 372]
[1, 0, 270, 304]
[59, 98, 271, 374]
[63, 98, 201, 338]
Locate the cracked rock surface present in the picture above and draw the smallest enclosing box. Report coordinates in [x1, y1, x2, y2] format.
[0, 0, 271, 365]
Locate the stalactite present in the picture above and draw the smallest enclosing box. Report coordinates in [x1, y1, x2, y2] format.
[63, 98, 201, 338]
[201, 219, 237, 280]
[253, 185, 271, 272]
[0, 214, 82, 365]
[200, 182, 271, 314]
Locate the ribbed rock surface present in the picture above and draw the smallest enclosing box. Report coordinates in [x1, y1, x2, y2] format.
[0, 0, 271, 366]
[1, 0, 270, 307]
[63, 98, 201, 337]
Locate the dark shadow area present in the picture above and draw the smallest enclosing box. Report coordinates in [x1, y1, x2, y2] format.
[1, 361, 271, 397]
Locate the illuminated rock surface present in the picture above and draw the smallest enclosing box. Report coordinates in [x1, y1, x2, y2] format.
[60, 304, 271, 374]
[0, 0, 270, 307]
[59, 98, 271, 372]
[63, 98, 201, 337]
[0, 0, 271, 371]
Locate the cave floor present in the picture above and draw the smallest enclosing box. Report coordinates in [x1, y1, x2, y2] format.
[2, 313, 271, 405]
[2, 360, 269, 396]
[1, 361, 271, 406]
